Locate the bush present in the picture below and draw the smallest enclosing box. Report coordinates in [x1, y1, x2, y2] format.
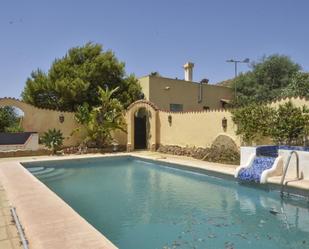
[232, 101, 309, 146]
[231, 104, 275, 145]
[0, 107, 23, 132]
[74, 87, 126, 148]
[40, 129, 64, 154]
[271, 102, 309, 145]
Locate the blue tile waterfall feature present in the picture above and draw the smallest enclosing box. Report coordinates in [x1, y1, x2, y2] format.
[238, 145, 309, 183]
[238, 156, 276, 182]
[256, 146, 278, 158]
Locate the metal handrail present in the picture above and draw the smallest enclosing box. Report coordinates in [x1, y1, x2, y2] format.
[280, 151, 303, 198]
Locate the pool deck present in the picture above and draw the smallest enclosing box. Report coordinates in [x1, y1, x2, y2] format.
[0, 151, 308, 249]
[0, 183, 22, 249]
[133, 151, 309, 192]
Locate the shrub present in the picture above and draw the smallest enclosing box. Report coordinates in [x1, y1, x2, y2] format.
[74, 87, 126, 148]
[40, 129, 64, 154]
[232, 101, 309, 146]
[270, 102, 309, 145]
[231, 104, 275, 145]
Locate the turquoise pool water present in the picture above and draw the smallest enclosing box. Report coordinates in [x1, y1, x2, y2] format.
[25, 157, 309, 249]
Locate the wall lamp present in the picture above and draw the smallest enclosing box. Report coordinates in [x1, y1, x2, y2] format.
[168, 115, 172, 126]
[59, 114, 65, 123]
[222, 117, 227, 131]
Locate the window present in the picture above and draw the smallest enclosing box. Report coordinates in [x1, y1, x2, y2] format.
[170, 103, 183, 112]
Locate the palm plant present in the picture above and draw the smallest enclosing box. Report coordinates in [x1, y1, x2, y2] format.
[40, 129, 64, 154]
[75, 86, 126, 147]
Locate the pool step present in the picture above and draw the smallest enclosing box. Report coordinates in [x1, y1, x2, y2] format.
[28, 167, 73, 181]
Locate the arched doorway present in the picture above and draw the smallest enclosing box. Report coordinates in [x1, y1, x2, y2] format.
[0, 106, 25, 132]
[134, 108, 147, 149]
[126, 100, 158, 152]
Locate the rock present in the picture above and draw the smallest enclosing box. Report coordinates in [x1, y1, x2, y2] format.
[156, 135, 240, 165]
[203, 135, 240, 165]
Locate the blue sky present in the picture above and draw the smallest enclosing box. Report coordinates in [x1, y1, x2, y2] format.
[1, 0, 309, 98]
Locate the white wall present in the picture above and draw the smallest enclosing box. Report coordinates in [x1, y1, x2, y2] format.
[278, 149, 309, 180]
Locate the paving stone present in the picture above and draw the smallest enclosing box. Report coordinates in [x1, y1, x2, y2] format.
[0, 227, 8, 240]
[0, 217, 6, 227]
[0, 195, 8, 203]
[0, 201, 9, 208]
[4, 215, 14, 225]
[0, 240, 13, 249]
[11, 238, 22, 249]
[7, 225, 18, 239]
[1, 208, 11, 216]
[0, 182, 22, 249]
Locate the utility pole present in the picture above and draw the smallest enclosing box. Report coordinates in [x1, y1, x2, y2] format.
[226, 58, 250, 100]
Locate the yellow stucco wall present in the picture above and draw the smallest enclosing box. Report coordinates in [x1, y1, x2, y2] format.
[5, 95, 308, 151]
[139, 76, 233, 111]
[139, 77, 150, 100]
[0, 98, 128, 147]
[0, 98, 82, 146]
[155, 97, 309, 149]
[158, 110, 239, 148]
[269, 96, 309, 108]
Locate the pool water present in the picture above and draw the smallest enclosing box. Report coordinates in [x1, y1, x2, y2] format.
[25, 157, 309, 249]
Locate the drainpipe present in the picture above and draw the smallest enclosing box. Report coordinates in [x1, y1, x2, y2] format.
[198, 82, 203, 103]
[198, 78, 208, 103]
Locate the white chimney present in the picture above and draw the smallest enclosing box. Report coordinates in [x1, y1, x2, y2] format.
[183, 62, 194, 81]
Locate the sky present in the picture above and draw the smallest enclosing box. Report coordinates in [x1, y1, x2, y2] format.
[1, 0, 309, 98]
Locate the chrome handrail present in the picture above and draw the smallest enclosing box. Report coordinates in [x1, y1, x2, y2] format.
[280, 150, 302, 198]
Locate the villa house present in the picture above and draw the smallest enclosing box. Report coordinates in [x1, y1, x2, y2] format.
[138, 62, 234, 112]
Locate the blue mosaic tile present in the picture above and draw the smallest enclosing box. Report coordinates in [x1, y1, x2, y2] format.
[239, 145, 309, 183]
[238, 156, 276, 182]
[278, 145, 309, 151]
[256, 146, 278, 157]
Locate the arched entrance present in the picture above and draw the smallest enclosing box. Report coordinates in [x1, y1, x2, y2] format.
[0, 106, 24, 132]
[134, 108, 147, 149]
[126, 100, 159, 152]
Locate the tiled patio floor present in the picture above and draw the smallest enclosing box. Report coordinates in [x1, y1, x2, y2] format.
[0, 184, 22, 249]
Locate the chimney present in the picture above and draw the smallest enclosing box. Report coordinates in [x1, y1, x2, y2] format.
[183, 62, 194, 81]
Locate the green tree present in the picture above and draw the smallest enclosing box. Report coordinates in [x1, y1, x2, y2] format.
[231, 104, 275, 145]
[232, 101, 309, 146]
[270, 102, 309, 145]
[0, 107, 22, 132]
[232, 54, 301, 106]
[40, 129, 64, 154]
[75, 87, 126, 147]
[280, 72, 309, 98]
[22, 43, 142, 111]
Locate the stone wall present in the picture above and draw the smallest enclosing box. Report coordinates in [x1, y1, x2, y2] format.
[157, 135, 240, 165]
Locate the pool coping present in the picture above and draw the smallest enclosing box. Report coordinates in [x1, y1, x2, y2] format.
[130, 153, 309, 197]
[0, 154, 122, 249]
[0, 152, 308, 249]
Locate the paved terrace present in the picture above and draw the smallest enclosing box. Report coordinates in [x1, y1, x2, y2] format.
[0, 183, 22, 249]
[0, 152, 308, 249]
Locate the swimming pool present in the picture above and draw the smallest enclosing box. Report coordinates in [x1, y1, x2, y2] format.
[25, 156, 309, 249]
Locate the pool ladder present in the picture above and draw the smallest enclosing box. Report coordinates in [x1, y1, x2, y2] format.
[280, 151, 303, 198]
